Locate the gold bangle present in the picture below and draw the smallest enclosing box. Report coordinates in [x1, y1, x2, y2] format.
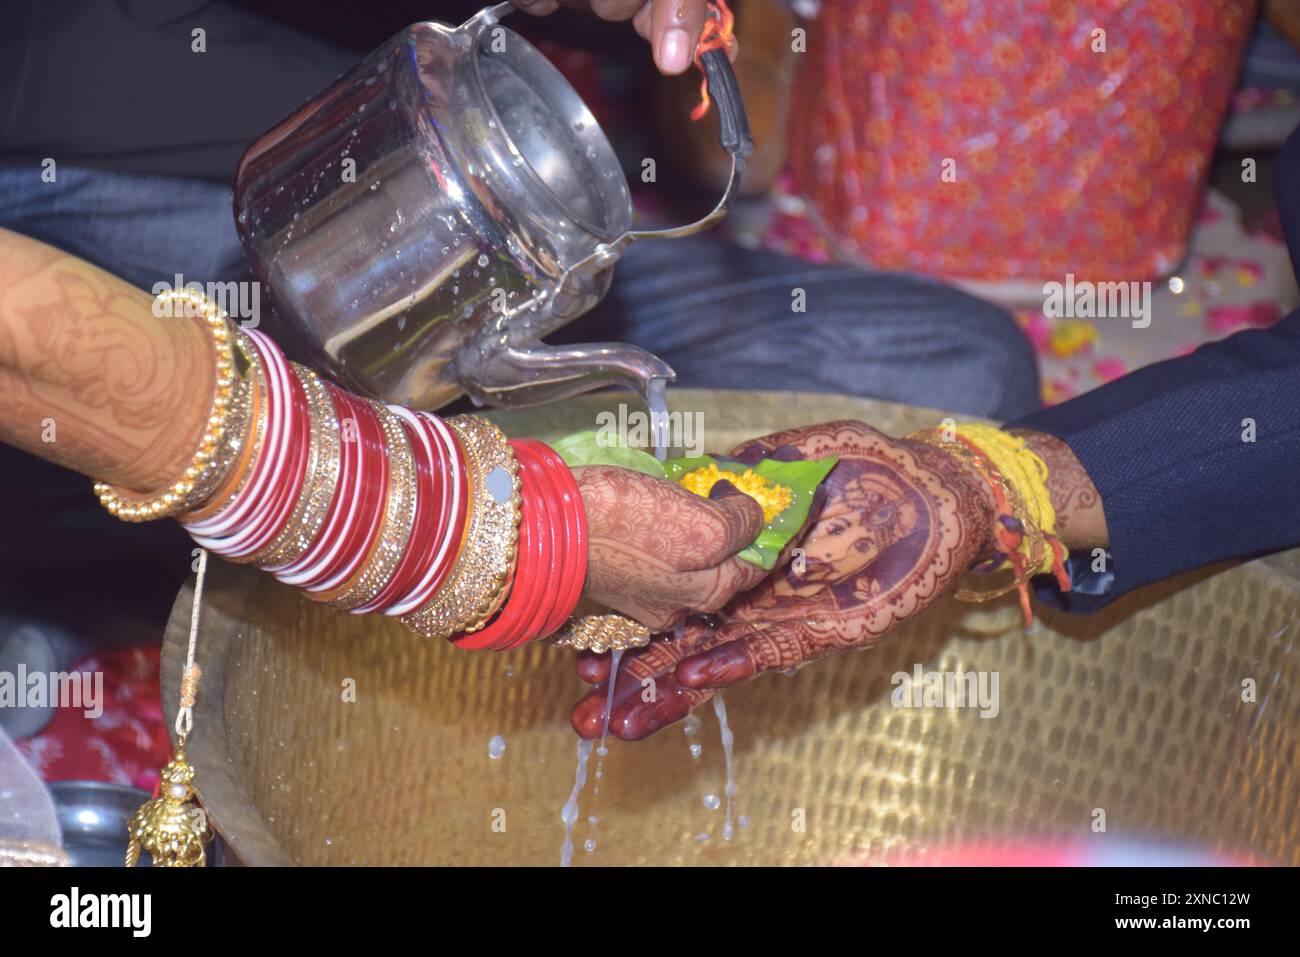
[400, 415, 519, 641]
[94, 290, 239, 522]
[239, 365, 341, 568]
[552, 614, 653, 654]
[322, 401, 419, 610]
[179, 329, 268, 524]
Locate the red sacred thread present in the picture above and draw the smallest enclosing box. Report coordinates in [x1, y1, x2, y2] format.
[690, 0, 737, 122]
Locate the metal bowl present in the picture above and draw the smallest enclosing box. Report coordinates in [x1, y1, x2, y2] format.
[50, 781, 149, 868]
[163, 390, 1300, 866]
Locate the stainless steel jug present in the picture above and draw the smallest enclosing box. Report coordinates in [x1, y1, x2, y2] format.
[233, 2, 752, 410]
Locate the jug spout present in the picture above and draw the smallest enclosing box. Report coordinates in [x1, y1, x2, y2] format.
[455, 334, 675, 409]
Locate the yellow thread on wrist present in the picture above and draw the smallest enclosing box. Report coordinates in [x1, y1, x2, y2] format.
[952, 423, 1061, 576]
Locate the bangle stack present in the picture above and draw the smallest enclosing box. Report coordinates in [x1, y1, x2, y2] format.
[97, 289, 589, 650]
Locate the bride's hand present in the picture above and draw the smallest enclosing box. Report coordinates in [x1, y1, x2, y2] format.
[575, 464, 766, 630]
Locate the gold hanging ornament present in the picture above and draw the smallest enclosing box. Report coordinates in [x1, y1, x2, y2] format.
[126, 549, 214, 867]
[551, 613, 652, 654]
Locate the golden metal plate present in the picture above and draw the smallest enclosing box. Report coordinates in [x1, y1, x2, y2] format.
[163, 390, 1300, 865]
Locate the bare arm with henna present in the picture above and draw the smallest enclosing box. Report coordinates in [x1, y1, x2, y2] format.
[571, 420, 1109, 739]
[0, 227, 216, 490]
[0, 228, 763, 625]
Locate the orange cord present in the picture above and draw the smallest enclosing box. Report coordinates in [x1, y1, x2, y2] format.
[690, 1, 738, 121]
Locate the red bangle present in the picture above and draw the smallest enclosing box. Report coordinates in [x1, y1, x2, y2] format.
[536, 441, 588, 637]
[453, 440, 551, 651]
[296, 388, 371, 589]
[384, 411, 468, 615]
[227, 356, 311, 558]
[229, 329, 306, 554]
[499, 439, 567, 649]
[307, 394, 388, 595]
[273, 382, 356, 584]
[356, 406, 440, 614]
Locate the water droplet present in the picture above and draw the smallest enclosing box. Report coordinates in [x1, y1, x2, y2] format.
[689, 743, 703, 759]
[488, 735, 506, 759]
[477, 253, 489, 268]
[583, 839, 596, 853]
[703, 794, 721, 810]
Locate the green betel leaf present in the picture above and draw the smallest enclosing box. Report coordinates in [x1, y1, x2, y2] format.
[550, 431, 666, 479]
[663, 455, 839, 570]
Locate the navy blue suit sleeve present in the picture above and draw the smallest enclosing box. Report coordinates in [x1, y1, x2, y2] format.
[1005, 128, 1300, 613]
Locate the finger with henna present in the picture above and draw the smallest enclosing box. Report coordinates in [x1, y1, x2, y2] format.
[571, 669, 714, 740]
[676, 620, 807, 689]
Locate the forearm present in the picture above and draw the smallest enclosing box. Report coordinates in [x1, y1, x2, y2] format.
[1010, 429, 1108, 551]
[1007, 309, 1300, 610]
[0, 227, 214, 491]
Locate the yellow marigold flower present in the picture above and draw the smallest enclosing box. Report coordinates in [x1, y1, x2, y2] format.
[676, 463, 793, 523]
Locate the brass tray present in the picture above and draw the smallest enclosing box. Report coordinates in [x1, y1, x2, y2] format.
[163, 389, 1300, 865]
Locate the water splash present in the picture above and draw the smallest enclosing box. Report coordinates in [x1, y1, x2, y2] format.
[645, 376, 670, 461]
[559, 739, 593, 867]
[712, 694, 736, 841]
[561, 649, 624, 866]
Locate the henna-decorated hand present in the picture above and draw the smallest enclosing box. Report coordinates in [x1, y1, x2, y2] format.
[570, 421, 999, 739]
[575, 465, 767, 631]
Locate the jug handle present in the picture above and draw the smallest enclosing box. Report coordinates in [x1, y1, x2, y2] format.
[457, 2, 517, 37]
[559, 39, 753, 282]
[462, 3, 752, 256]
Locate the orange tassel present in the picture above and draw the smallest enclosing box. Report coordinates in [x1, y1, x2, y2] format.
[691, 1, 738, 122]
